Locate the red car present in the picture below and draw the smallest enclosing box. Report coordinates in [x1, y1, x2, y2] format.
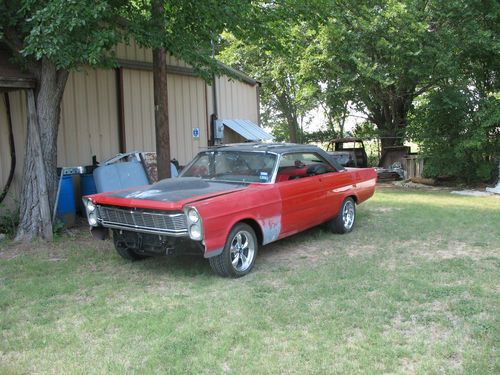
[83, 143, 377, 277]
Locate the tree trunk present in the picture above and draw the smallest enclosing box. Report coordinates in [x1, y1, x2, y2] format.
[152, 0, 171, 180]
[339, 103, 348, 138]
[15, 59, 68, 242]
[276, 92, 299, 143]
[37, 60, 69, 212]
[15, 90, 53, 241]
[287, 118, 298, 143]
[370, 95, 410, 153]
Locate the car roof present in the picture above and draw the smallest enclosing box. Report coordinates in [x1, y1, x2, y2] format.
[206, 142, 326, 155]
[203, 142, 346, 171]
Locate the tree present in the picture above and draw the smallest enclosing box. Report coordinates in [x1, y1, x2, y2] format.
[218, 3, 318, 143]
[311, 0, 499, 154]
[1, 0, 250, 241]
[407, 0, 499, 182]
[129, 0, 251, 177]
[408, 88, 499, 182]
[151, 0, 170, 179]
[1, 0, 127, 241]
[312, 0, 448, 150]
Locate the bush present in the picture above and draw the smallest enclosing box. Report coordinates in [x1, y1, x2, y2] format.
[408, 87, 499, 183]
[0, 205, 19, 238]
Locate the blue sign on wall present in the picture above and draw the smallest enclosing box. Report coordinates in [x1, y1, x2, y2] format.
[192, 127, 200, 139]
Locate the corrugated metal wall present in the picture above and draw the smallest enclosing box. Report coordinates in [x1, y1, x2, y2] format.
[122, 69, 208, 165]
[0, 41, 259, 210]
[215, 76, 259, 124]
[167, 74, 208, 164]
[115, 42, 153, 63]
[122, 69, 155, 152]
[59, 68, 120, 166]
[114, 40, 189, 68]
[0, 68, 119, 209]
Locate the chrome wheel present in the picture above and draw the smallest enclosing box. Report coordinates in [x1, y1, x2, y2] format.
[328, 197, 356, 234]
[230, 230, 256, 272]
[342, 200, 355, 230]
[209, 223, 259, 277]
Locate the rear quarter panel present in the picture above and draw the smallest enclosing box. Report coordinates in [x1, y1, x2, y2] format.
[322, 168, 377, 221]
[346, 167, 378, 204]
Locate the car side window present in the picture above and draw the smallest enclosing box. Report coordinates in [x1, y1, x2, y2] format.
[276, 152, 335, 182]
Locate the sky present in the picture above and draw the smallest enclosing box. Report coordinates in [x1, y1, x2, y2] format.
[303, 104, 368, 134]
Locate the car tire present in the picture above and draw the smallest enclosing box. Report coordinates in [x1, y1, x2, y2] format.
[328, 197, 356, 234]
[209, 223, 258, 277]
[113, 234, 148, 261]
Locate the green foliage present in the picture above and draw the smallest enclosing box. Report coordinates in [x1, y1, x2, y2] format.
[309, 0, 442, 142]
[0, 205, 19, 238]
[302, 128, 338, 144]
[129, 0, 252, 82]
[353, 122, 379, 140]
[0, 0, 127, 69]
[218, 0, 499, 154]
[52, 218, 66, 236]
[0, 0, 249, 79]
[218, 3, 319, 142]
[408, 87, 500, 182]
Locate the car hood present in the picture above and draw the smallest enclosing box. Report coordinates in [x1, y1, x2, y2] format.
[101, 177, 248, 204]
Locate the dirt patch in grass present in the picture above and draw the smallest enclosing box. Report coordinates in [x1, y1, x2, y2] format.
[344, 243, 378, 258]
[369, 206, 402, 213]
[407, 239, 497, 261]
[258, 232, 379, 271]
[258, 236, 324, 269]
[386, 313, 464, 372]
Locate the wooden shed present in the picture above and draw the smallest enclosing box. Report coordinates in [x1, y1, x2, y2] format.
[0, 41, 263, 209]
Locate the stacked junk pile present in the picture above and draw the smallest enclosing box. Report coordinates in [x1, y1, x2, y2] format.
[54, 152, 179, 227]
[376, 146, 423, 182]
[327, 138, 423, 182]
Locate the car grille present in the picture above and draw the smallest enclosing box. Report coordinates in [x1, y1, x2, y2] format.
[97, 206, 188, 235]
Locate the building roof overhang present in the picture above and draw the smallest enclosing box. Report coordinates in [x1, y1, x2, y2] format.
[0, 48, 36, 90]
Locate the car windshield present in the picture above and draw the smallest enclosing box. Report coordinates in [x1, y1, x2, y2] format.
[180, 151, 277, 183]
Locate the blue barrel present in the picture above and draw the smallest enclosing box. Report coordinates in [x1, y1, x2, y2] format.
[80, 173, 97, 196]
[56, 175, 76, 227]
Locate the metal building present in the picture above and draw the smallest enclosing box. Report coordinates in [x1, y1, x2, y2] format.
[0, 41, 268, 208]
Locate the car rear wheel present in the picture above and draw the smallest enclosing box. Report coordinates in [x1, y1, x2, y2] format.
[328, 197, 356, 234]
[113, 233, 149, 261]
[209, 223, 258, 277]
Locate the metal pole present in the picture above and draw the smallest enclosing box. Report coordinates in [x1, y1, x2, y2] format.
[52, 168, 65, 224]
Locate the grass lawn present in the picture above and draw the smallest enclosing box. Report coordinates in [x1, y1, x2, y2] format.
[0, 187, 499, 374]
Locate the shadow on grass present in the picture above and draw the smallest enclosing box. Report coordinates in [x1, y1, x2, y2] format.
[132, 254, 212, 277]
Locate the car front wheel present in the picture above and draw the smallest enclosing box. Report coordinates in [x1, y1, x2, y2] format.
[209, 223, 258, 277]
[328, 197, 356, 234]
[113, 232, 149, 261]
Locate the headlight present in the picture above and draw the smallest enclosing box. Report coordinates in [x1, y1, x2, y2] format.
[87, 201, 96, 212]
[185, 206, 203, 241]
[189, 224, 202, 240]
[188, 208, 199, 223]
[83, 198, 99, 227]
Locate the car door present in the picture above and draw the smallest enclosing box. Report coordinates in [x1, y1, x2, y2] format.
[276, 152, 328, 237]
